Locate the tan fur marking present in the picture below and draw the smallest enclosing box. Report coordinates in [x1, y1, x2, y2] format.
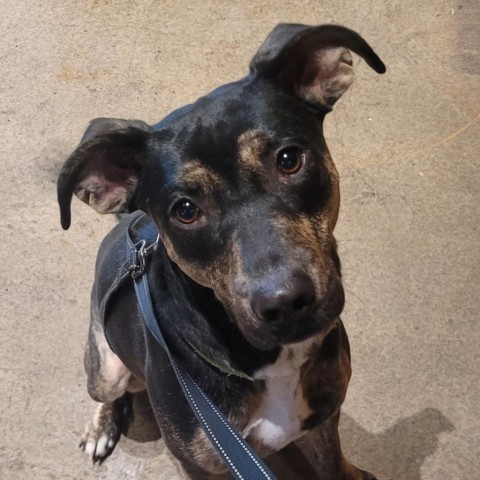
[179, 160, 226, 195]
[275, 213, 333, 299]
[276, 213, 329, 255]
[237, 130, 268, 179]
[300, 321, 351, 420]
[188, 389, 264, 474]
[87, 322, 145, 403]
[323, 151, 341, 230]
[190, 429, 226, 474]
[160, 233, 233, 297]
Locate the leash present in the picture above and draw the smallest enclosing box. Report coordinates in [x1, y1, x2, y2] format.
[126, 214, 276, 480]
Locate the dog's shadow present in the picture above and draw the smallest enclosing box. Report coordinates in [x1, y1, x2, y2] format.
[267, 408, 454, 480]
[337, 409, 454, 480]
[120, 393, 453, 480]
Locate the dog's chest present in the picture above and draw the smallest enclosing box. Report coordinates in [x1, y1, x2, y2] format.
[243, 342, 313, 452]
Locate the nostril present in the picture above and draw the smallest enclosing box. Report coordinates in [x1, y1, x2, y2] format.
[292, 294, 311, 312]
[251, 293, 282, 323]
[262, 307, 281, 323]
[290, 277, 315, 313]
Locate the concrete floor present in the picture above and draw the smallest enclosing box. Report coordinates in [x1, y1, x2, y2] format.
[1, 1, 479, 479]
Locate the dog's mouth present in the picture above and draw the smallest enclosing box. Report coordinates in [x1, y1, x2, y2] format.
[244, 319, 330, 351]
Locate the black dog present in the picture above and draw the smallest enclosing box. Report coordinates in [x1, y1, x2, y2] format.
[58, 24, 385, 479]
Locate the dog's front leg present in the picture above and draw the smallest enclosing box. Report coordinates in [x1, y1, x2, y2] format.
[79, 317, 145, 463]
[298, 412, 377, 480]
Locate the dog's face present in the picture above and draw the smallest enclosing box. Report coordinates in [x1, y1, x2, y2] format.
[143, 89, 343, 350]
[58, 24, 385, 350]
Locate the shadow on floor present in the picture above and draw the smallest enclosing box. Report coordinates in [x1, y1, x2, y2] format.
[120, 394, 454, 480]
[339, 408, 454, 480]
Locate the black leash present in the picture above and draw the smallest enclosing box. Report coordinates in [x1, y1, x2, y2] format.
[126, 214, 276, 480]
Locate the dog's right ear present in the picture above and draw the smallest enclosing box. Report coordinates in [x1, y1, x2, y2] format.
[57, 118, 151, 230]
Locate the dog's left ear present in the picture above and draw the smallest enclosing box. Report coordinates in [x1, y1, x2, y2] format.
[250, 24, 386, 109]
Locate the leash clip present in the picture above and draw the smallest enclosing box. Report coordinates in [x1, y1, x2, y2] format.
[129, 240, 147, 279]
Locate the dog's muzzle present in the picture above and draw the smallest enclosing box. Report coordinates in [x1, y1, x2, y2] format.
[235, 268, 344, 350]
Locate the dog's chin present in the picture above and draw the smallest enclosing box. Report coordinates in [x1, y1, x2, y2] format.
[240, 313, 339, 351]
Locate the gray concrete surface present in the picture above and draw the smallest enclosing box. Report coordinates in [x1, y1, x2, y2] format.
[1, 1, 479, 479]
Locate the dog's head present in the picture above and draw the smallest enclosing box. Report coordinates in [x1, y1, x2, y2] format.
[58, 24, 385, 350]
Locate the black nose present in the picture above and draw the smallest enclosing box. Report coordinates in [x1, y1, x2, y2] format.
[251, 271, 315, 323]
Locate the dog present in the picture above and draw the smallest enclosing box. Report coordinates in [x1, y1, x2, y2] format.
[57, 23, 385, 479]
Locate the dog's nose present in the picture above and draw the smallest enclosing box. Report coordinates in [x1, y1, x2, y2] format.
[251, 272, 315, 323]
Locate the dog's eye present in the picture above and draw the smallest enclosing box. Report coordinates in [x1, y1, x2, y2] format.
[276, 147, 305, 175]
[173, 199, 200, 224]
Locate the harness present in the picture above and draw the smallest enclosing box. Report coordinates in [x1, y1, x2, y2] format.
[113, 212, 276, 480]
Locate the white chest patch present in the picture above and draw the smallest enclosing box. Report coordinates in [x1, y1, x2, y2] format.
[243, 339, 315, 451]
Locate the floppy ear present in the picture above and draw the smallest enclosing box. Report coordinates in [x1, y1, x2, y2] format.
[57, 118, 151, 230]
[250, 24, 386, 108]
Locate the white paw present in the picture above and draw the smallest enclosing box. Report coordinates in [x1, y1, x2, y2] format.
[79, 403, 121, 464]
[81, 431, 116, 461]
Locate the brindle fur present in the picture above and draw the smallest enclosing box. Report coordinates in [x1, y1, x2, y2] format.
[57, 23, 385, 479]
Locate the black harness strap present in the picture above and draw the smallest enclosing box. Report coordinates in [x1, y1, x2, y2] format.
[126, 213, 276, 480]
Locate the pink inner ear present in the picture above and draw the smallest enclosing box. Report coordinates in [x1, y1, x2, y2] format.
[74, 155, 138, 214]
[298, 47, 354, 106]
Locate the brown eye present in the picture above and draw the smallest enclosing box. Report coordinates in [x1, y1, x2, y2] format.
[276, 147, 304, 175]
[173, 199, 199, 224]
